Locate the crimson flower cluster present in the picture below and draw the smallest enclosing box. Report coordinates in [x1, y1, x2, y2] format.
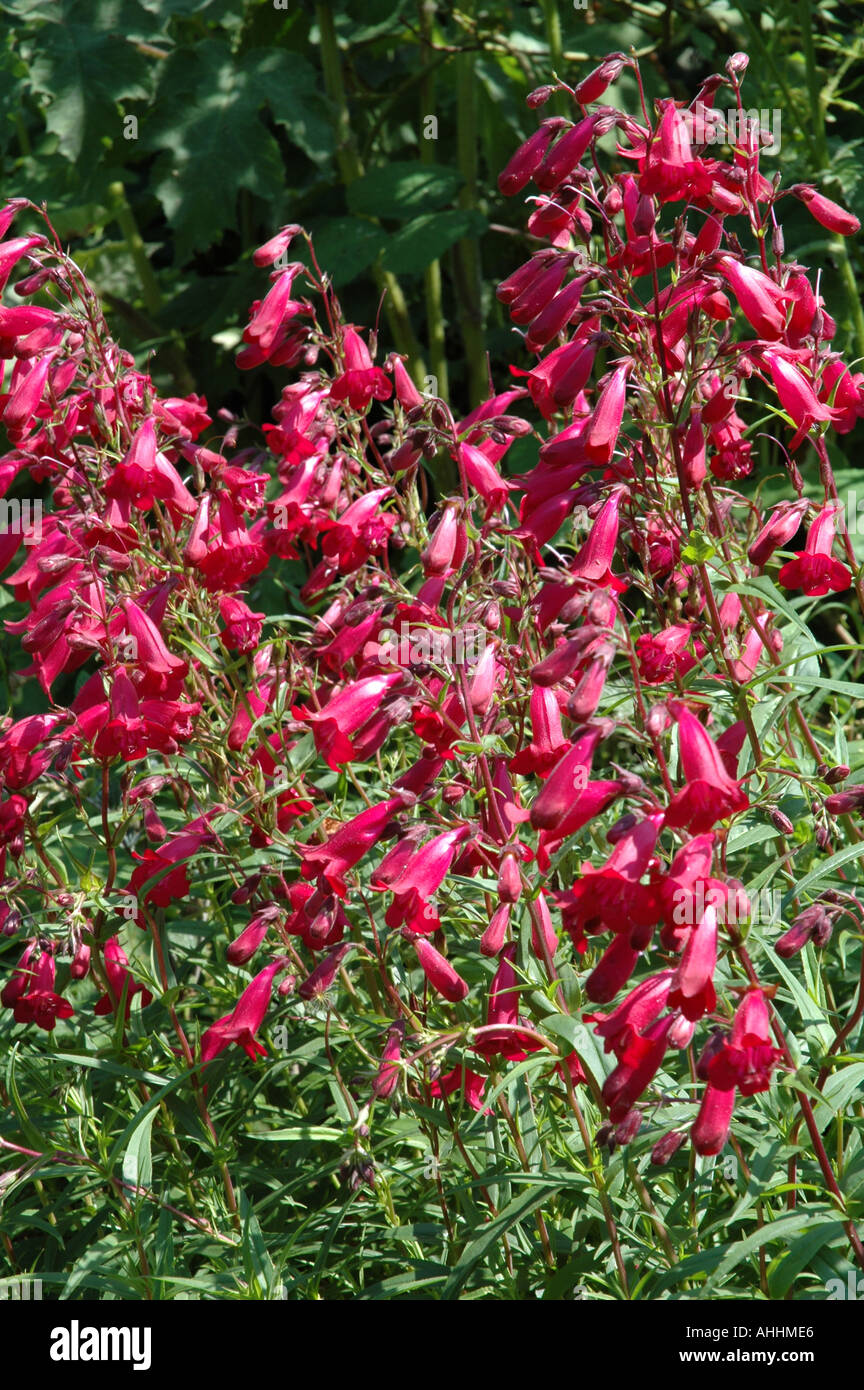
[1, 52, 862, 1171]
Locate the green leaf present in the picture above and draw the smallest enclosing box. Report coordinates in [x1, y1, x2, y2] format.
[768, 1220, 847, 1299]
[441, 1184, 563, 1300]
[245, 48, 334, 163]
[144, 41, 294, 257]
[305, 216, 388, 287]
[121, 1108, 155, 1190]
[27, 1, 152, 162]
[385, 209, 488, 274]
[681, 531, 716, 563]
[792, 839, 864, 899]
[346, 162, 464, 220]
[813, 1062, 864, 1130]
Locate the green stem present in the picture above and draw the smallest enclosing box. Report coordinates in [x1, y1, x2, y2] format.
[453, 4, 486, 406]
[315, 2, 427, 382]
[108, 181, 161, 316]
[420, 0, 449, 400]
[540, 0, 567, 116]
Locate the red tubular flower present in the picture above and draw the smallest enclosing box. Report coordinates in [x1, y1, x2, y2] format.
[638, 102, 715, 203]
[602, 1014, 674, 1122]
[534, 116, 596, 190]
[794, 186, 860, 236]
[197, 493, 268, 590]
[498, 118, 567, 196]
[585, 934, 641, 1003]
[536, 778, 625, 870]
[692, 989, 782, 1154]
[481, 902, 512, 957]
[584, 366, 628, 464]
[664, 706, 749, 833]
[200, 957, 289, 1065]
[408, 933, 469, 1003]
[748, 500, 808, 568]
[777, 504, 851, 596]
[568, 492, 625, 587]
[296, 672, 403, 769]
[242, 264, 306, 359]
[11, 947, 75, 1032]
[691, 1083, 736, 1157]
[116, 592, 188, 695]
[474, 944, 542, 1060]
[127, 826, 213, 917]
[509, 686, 568, 776]
[372, 1022, 405, 1100]
[1, 940, 38, 1008]
[298, 943, 352, 998]
[219, 596, 265, 654]
[668, 904, 718, 1021]
[456, 442, 512, 513]
[574, 54, 627, 106]
[384, 826, 470, 935]
[298, 798, 404, 896]
[636, 624, 700, 684]
[763, 349, 837, 449]
[717, 257, 795, 340]
[94, 937, 153, 1019]
[252, 225, 301, 267]
[227, 904, 282, 966]
[319, 487, 396, 574]
[585, 970, 674, 1058]
[0, 793, 27, 848]
[529, 725, 605, 830]
[556, 813, 663, 950]
[430, 1065, 488, 1112]
[106, 418, 196, 514]
[330, 328, 392, 411]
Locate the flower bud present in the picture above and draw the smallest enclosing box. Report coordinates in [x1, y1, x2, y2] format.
[497, 852, 522, 904]
[481, 902, 511, 957]
[769, 808, 795, 835]
[650, 1130, 687, 1166]
[527, 85, 555, 108]
[825, 786, 864, 816]
[574, 55, 628, 106]
[69, 942, 91, 980]
[824, 765, 850, 786]
[613, 1108, 642, 1146]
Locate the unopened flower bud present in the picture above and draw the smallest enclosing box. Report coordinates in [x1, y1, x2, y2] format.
[497, 852, 522, 904]
[613, 1108, 642, 1146]
[825, 786, 864, 816]
[527, 85, 555, 108]
[824, 765, 850, 786]
[481, 902, 511, 956]
[650, 1130, 687, 1166]
[69, 942, 91, 979]
[769, 808, 795, 835]
[574, 55, 628, 106]
[775, 903, 825, 958]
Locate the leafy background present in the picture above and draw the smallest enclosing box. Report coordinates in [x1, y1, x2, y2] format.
[2, 0, 864, 1302]
[2, 0, 863, 417]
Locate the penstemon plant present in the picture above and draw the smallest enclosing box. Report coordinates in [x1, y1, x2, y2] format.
[2, 50, 864, 1302]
